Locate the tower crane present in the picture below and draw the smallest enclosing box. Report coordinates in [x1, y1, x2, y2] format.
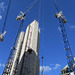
[0, 0, 11, 42]
[41, 57, 45, 75]
[3, 0, 39, 74]
[53, 0, 75, 74]
[41, 57, 44, 75]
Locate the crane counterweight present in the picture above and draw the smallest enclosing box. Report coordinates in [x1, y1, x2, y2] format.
[55, 11, 67, 23]
[0, 31, 6, 42]
[16, 11, 26, 21]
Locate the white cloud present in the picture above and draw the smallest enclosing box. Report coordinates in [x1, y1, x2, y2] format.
[0, 63, 1, 67]
[0, 2, 7, 14]
[70, 26, 75, 29]
[0, 15, 2, 20]
[39, 27, 44, 30]
[2, 64, 5, 67]
[40, 66, 52, 72]
[40, 64, 61, 73]
[58, 27, 61, 32]
[50, 64, 55, 66]
[53, 64, 61, 70]
[0, 2, 5, 11]
[0, 63, 5, 67]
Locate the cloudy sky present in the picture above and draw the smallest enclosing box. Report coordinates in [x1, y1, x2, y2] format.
[0, 0, 75, 75]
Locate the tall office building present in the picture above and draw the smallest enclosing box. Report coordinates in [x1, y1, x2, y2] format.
[3, 20, 40, 75]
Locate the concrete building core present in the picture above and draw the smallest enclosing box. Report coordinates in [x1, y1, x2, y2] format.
[17, 20, 40, 75]
[3, 20, 40, 75]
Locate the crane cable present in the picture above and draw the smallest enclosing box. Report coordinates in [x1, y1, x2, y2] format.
[25, 0, 39, 14]
[53, 0, 59, 12]
[2, 0, 11, 33]
[25, 0, 38, 10]
[23, 0, 40, 23]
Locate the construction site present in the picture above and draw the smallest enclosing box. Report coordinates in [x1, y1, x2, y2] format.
[0, 0, 75, 75]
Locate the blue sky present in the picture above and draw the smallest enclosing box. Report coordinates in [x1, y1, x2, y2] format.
[0, 0, 75, 75]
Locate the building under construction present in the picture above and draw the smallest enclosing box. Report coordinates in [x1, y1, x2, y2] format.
[3, 20, 40, 75]
[1, 0, 75, 74]
[61, 58, 75, 75]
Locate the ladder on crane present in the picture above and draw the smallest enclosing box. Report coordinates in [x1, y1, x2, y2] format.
[53, 0, 75, 74]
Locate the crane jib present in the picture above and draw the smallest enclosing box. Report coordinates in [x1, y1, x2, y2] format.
[2, 0, 12, 33]
[59, 17, 75, 73]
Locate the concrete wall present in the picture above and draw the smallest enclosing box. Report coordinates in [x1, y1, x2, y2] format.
[10, 31, 25, 75]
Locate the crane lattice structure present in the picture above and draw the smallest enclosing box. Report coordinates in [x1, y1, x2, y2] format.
[53, 0, 75, 74]
[55, 10, 75, 75]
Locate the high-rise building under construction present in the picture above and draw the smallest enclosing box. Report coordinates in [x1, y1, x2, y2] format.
[61, 58, 75, 75]
[3, 20, 40, 75]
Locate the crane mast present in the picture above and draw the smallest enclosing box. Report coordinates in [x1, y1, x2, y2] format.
[3, 19, 25, 75]
[55, 11, 75, 74]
